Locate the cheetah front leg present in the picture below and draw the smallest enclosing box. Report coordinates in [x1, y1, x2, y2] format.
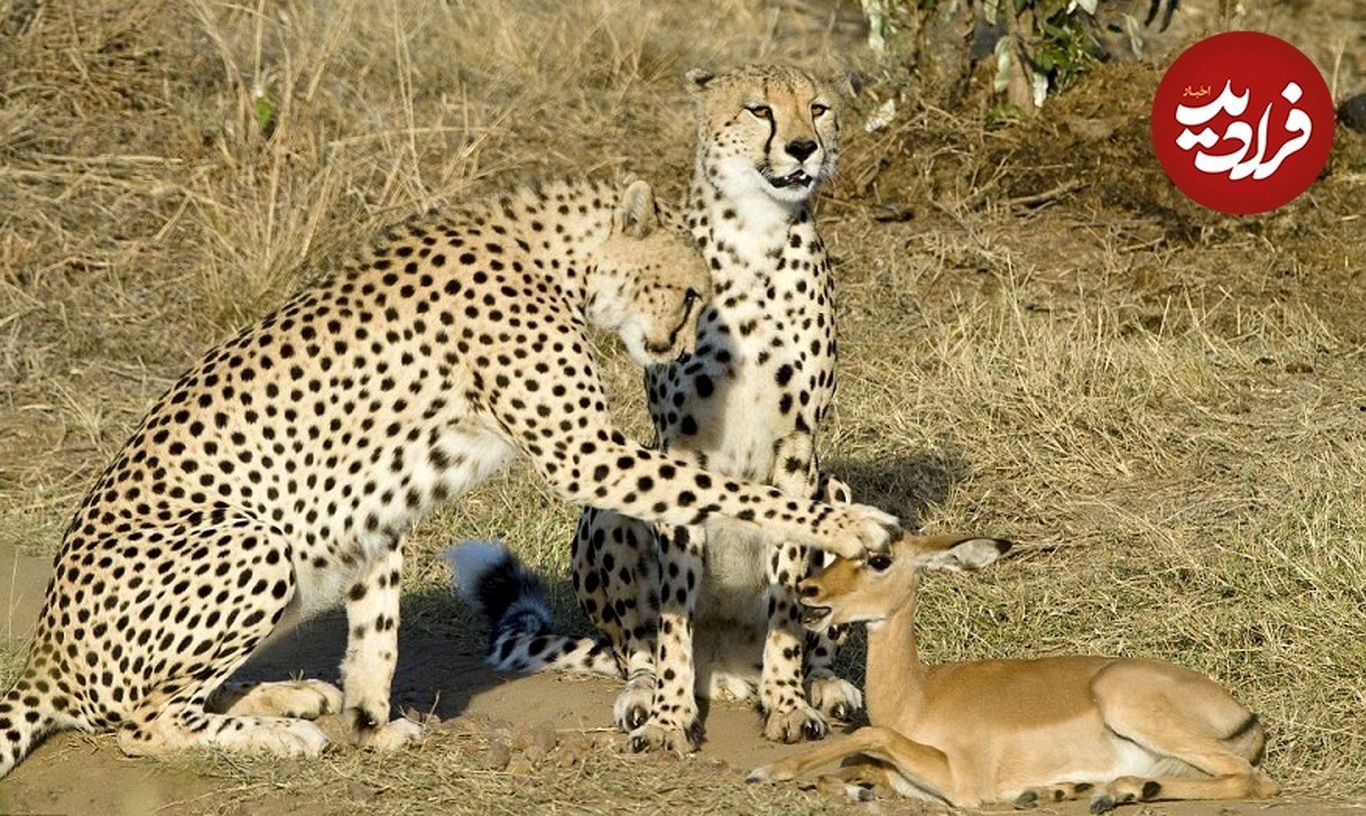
[803, 623, 860, 722]
[573, 508, 661, 732]
[759, 434, 830, 742]
[802, 474, 863, 723]
[340, 539, 422, 751]
[629, 522, 705, 755]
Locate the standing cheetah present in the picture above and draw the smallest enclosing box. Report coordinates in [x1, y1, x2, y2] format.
[0, 177, 897, 776]
[449, 65, 873, 753]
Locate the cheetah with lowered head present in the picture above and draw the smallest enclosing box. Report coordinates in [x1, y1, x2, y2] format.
[0, 177, 897, 776]
[449, 65, 875, 754]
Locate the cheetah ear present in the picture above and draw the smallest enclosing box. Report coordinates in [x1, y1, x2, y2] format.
[685, 68, 716, 94]
[826, 70, 861, 100]
[614, 179, 657, 239]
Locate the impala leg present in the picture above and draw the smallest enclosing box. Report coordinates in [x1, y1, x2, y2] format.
[1092, 693, 1279, 813]
[748, 725, 956, 805]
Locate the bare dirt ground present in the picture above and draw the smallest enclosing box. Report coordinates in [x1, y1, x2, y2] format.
[1, 0, 1364, 814]
[2, 545, 1364, 816]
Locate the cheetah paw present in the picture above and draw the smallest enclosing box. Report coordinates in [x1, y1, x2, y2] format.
[355, 716, 424, 752]
[828, 504, 900, 559]
[612, 673, 655, 732]
[307, 680, 346, 715]
[805, 674, 863, 722]
[628, 718, 701, 756]
[218, 718, 330, 758]
[212, 679, 344, 719]
[269, 679, 344, 719]
[763, 701, 829, 743]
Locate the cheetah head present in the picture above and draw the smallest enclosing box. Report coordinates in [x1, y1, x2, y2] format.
[589, 179, 711, 367]
[687, 64, 851, 208]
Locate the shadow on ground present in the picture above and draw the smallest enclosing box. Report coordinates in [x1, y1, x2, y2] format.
[826, 446, 970, 524]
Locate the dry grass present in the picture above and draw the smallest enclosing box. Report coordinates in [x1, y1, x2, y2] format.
[2, 0, 1364, 811]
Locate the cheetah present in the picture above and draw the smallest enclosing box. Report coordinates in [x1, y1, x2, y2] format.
[448, 65, 874, 754]
[0, 177, 898, 776]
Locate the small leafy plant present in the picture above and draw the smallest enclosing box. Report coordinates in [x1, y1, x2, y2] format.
[862, 0, 1169, 111]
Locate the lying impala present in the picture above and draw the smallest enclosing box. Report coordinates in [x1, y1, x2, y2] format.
[748, 533, 1279, 813]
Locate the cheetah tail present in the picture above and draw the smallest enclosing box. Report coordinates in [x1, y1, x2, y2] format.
[441, 540, 620, 678]
[0, 677, 58, 778]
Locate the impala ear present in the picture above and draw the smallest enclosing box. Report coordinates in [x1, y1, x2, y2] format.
[912, 537, 1011, 573]
[613, 179, 657, 239]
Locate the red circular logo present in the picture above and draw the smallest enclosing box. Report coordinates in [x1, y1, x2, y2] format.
[1151, 31, 1334, 215]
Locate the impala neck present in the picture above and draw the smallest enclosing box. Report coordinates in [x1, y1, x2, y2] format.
[864, 588, 928, 728]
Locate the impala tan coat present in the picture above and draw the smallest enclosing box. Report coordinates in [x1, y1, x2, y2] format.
[749, 534, 1279, 812]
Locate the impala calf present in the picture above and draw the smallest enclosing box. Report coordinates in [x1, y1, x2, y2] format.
[748, 533, 1279, 813]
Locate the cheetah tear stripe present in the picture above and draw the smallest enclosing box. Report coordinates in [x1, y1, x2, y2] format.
[443, 541, 618, 677]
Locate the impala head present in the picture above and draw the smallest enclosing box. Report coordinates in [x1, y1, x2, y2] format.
[797, 533, 1012, 632]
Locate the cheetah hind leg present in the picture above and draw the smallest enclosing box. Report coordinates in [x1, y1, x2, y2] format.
[115, 518, 331, 761]
[209, 679, 344, 720]
[118, 703, 328, 759]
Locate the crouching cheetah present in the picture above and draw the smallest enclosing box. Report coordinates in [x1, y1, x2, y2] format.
[0, 177, 898, 776]
[448, 65, 874, 754]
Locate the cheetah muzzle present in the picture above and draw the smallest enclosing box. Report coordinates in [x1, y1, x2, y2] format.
[765, 167, 814, 189]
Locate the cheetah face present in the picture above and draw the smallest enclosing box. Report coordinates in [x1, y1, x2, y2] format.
[687, 64, 848, 207]
[618, 261, 710, 366]
[591, 180, 712, 367]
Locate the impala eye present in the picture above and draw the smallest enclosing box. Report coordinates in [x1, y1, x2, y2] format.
[747, 105, 772, 120]
[867, 554, 893, 572]
[811, 103, 829, 117]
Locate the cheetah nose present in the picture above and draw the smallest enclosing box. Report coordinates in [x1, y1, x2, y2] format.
[798, 580, 820, 598]
[785, 139, 818, 161]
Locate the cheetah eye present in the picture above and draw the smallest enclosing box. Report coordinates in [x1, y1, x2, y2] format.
[683, 288, 700, 305]
[866, 554, 893, 572]
[811, 104, 829, 118]
[746, 105, 772, 120]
